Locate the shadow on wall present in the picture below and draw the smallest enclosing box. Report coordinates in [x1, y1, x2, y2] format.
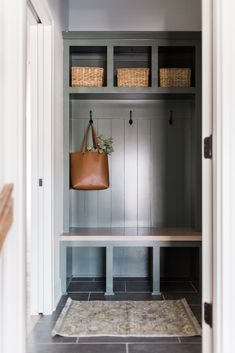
[68, 0, 201, 31]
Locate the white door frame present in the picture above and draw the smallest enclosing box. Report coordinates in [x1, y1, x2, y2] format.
[25, 0, 235, 349]
[212, 0, 235, 352]
[202, 0, 213, 352]
[203, 0, 235, 352]
[27, 0, 54, 315]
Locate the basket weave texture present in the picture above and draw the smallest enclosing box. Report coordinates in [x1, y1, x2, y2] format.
[117, 68, 149, 87]
[160, 68, 191, 88]
[71, 67, 104, 87]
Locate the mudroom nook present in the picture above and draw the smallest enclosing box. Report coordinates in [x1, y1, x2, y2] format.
[61, 31, 202, 296]
[7, 0, 235, 351]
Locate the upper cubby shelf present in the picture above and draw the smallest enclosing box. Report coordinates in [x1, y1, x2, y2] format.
[113, 46, 152, 87]
[64, 32, 201, 97]
[70, 46, 107, 87]
[68, 87, 197, 101]
[158, 46, 196, 87]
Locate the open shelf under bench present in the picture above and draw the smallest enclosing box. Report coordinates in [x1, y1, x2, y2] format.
[60, 227, 202, 296]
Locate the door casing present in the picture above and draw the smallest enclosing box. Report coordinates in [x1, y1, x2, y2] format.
[27, 0, 54, 315]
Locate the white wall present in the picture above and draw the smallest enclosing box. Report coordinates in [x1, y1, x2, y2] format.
[51, 17, 65, 309]
[69, 0, 201, 31]
[47, 0, 69, 30]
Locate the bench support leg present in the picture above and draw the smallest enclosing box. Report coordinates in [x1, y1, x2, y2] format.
[105, 245, 114, 295]
[152, 246, 161, 296]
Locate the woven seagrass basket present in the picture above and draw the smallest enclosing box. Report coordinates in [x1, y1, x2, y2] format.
[117, 68, 149, 87]
[71, 67, 104, 87]
[159, 68, 191, 88]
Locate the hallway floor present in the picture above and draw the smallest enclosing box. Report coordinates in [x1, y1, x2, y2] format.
[27, 278, 201, 353]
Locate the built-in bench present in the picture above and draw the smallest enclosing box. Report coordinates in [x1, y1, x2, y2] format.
[60, 227, 202, 296]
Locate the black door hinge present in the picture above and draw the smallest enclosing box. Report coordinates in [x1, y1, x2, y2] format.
[39, 178, 43, 187]
[204, 134, 212, 159]
[204, 302, 213, 327]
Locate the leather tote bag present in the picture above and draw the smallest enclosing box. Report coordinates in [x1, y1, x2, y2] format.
[70, 124, 109, 190]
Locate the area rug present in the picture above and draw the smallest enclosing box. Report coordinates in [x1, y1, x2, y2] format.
[52, 298, 201, 337]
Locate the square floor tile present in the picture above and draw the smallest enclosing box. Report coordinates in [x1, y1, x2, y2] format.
[28, 321, 76, 344]
[67, 281, 105, 292]
[163, 292, 201, 305]
[161, 281, 196, 293]
[38, 306, 63, 323]
[27, 343, 126, 353]
[129, 343, 201, 353]
[126, 281, 151, 292]
[68, 293, 90, 301]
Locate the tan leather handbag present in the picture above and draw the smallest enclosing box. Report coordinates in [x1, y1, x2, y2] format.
[70, 124, 109, 190]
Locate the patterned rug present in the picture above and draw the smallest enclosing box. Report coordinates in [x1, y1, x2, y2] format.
[52, 298, 201, 337]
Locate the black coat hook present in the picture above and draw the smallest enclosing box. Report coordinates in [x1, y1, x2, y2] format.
[129, 110, 133, 125]
[89, 110, 93, 124]
[169, 110, 173, 125]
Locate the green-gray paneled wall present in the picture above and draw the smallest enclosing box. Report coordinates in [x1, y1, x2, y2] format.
[69, 99, 199, 277]
[70, 99, 195, 229]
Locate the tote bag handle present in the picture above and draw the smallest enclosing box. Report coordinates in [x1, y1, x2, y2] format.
[81, 123, 98, 152]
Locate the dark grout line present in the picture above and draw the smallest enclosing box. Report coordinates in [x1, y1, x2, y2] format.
[29, 341, 201, 346]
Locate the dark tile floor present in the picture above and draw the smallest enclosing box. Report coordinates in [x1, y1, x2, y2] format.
[27, 278, 202, 353]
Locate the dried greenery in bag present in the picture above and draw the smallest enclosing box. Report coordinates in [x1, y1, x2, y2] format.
[87, 135, 114, 155]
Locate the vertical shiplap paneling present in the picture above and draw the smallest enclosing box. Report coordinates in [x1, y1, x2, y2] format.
[124, 119, 138, 227]
[138, 119, 151, 227]
[181, 117, 192, 226]
[173, 116, 192, 226]
[190, 101, 196, 227]
[97, 119, 112, 227]
[70, 119, 86, 227]
[150, 118, 166, 227]
[165, 115, 178, 226]
[111, 119, 125, 227]
[175, 117, 185, 226]
[175, 117, 184, 226]
[70, 102, 194, 228]
[83, 118, 98, 227]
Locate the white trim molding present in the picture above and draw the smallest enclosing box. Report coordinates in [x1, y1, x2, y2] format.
[213, 0, 235, 352]
[0, 0, 27, 353]
[27, 0, 55, 315]
[28, 0, 65, 315]
[202, 0, 213, 351]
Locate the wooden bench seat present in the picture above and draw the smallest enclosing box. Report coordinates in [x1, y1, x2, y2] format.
[60, 227, 202, 296]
